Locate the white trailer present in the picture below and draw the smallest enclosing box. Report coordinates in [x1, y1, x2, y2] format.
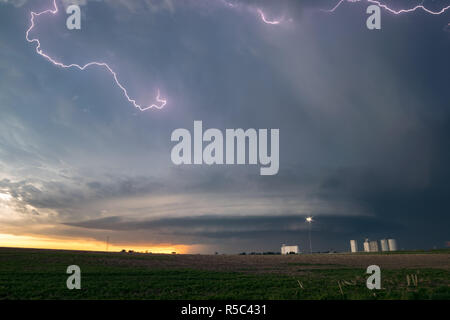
[281, 244, 299, 254]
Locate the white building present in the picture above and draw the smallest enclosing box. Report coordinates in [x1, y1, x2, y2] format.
[281, 244, 299, 254]
[357, 238, 398, 253]
[363, 239, 370, 252]
[380, 239, 389, 252]
[350, 240, 358, 253]
[388, 239, 398, 251]
[369, 241, 379, 252]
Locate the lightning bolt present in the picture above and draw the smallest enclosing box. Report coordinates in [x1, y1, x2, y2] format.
[220, 0, 285, 25]
[323, 0, 450, 33]
[224, 0, 449, 26]
[26, 0, 166, 112]
[24, 0, 448, 113]
[257, 8, 282, 25]
[324, 0, 450, 15]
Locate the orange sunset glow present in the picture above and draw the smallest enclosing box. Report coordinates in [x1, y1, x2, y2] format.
[0, 233, 191, 254]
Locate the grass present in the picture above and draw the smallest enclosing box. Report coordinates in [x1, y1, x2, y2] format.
[0, 248, 449, 300]
[286, 262, 343, 267]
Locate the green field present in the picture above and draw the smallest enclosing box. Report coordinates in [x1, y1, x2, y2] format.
[0, 247, 449, 300]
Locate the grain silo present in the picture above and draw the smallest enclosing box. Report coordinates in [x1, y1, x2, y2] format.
[350, 240, 358, 253]
[388, 239, 397, 251]
[380, 239, 389, 252]
[369, 240, 379, 252]
[363, 239, 370, 252]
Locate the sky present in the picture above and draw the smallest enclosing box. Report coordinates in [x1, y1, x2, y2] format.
[0, 0, 449, 253]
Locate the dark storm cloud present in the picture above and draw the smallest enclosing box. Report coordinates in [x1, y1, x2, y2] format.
[65, 214, 403, 252]
[65, 214, 399, 234]
[0, 0, 449, 252]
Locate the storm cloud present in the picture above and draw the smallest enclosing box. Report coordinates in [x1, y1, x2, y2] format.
[0, 0, 449, 252]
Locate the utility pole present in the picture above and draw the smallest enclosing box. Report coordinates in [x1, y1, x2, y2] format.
[306, 217, 313, 254]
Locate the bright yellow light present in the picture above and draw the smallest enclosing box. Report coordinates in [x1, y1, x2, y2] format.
[0, 233, 190, 254]
[306, 216, 313, 223]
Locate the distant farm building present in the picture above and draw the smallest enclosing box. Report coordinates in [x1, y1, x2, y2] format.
[369, 241, 379, 252]
[380, 239, 389, 252]
[363, 239, 370, 252]
[387, 239, 397, 251]
[350, 240, 358, 253]
[354, 238, 398, 253]
[281, 244, 299, 254]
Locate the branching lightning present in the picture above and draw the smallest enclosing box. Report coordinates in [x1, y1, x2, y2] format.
[26, 0, 166, 111]
[324, 0, 450, 32]
[224, 0, 449, 27]
[24, 0, 448, 113]
[324, 0, 450, 16]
